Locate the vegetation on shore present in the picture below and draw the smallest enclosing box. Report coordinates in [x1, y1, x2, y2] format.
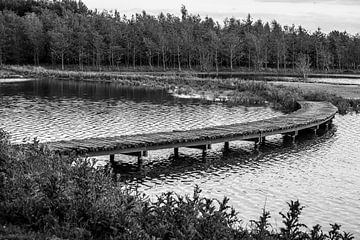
[0, 130, 354, 239]
[5, 65, 360, 114]
[1, 2, 359, 238]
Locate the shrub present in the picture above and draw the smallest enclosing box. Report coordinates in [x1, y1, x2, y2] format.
[0, 130, 355, 239]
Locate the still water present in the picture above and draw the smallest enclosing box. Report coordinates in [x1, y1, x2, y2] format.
[0, 79, 359, 236]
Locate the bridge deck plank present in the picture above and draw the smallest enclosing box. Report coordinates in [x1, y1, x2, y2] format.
[41, 101, 337, 156]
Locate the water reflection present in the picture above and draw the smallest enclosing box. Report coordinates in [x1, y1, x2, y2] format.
[0, 78, 282, 143]
[0, 78, 359, 236]
[115, 116, 360, 235]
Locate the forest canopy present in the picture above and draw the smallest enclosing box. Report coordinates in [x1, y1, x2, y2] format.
[0, 0, 359, 72]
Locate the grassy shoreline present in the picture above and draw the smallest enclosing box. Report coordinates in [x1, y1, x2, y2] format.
[3, 65, 360, 114]
[0, 66, 356, 238]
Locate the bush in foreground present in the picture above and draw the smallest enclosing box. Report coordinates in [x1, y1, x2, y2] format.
[0, 130, 354, 239]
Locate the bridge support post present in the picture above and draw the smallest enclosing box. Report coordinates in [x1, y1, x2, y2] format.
[254, 138, 260, 150]
[284, 131, 298, 144]
[329, 119, 334, 130]
[224, 142, 230, 151]
[110, 154, 115, 165]
[328, 119, 333, 129]
[202, 145, 211, 156]
[140, 151, 148, 163]
[261, 137, 266, 145]
[174, 148, 179, 158]
[325, 122, 330, 131]
[254, 137, 265, 150]
[290, 131, 298, 143]
[137, 151, 147, 166]
[311, 125, 319, 136]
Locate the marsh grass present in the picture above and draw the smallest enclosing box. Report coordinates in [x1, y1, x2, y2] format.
[3, 66, 353, 109]
[8, 65, 357, 114]
[0, 130, 354, 239]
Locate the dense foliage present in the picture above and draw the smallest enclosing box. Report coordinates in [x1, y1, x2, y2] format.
[0, 129, 355, 239]
[1, 0, 360, 72]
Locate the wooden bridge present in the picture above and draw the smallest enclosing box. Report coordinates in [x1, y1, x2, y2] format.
[44, 101, 338, 164]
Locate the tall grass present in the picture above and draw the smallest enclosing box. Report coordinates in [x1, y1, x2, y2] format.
[0, 130, 354, 239]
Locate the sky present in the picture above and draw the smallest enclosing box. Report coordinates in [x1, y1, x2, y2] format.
[82, 0, 360, 34]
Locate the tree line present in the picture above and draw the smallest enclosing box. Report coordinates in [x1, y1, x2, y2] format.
[1, 0, 360, 72]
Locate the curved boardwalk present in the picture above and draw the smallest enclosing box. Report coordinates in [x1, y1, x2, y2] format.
[46, 101, 338, 161]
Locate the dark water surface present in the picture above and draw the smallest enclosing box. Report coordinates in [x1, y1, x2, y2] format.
[0, 79, 280, 143]
[0, 79, 359, 236]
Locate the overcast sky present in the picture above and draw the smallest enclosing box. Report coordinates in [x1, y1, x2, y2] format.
[82, 0, 360, 34]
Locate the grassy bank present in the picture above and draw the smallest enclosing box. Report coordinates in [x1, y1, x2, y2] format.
[5, 65, 360, 114]
[0, 130, 354, 239]
[270, 81, 360, 100]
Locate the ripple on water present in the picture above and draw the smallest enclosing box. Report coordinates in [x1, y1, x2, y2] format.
[1, 79, 360, 236]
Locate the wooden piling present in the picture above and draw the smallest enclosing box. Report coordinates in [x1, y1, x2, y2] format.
[110, 154, 115, 164]
[142, 151, 148, 157]
[224, 142, 230, 151]
[292, 131, 298, 143]
[174, 147, 179, 158]
[312, 125, 319, 135]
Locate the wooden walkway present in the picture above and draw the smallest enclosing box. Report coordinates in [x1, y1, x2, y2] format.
[44, 101, 338, 162]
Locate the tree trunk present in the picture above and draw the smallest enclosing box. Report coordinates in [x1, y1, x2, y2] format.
[133, 46, 136, 70]
[157, 52, 160, 68]
[316, 48, 319, 71]
[79, 49, 83, 71]
[230, 48, 233, 72]
[162, 46, 166, 71]
[139, 52, 142, 67]
[93, 52, 96, 67]
[173, 53, 176, 69]
[292, 43, 295, 71]
[188, 53, 192, 69]
[265, 49, 268, 70]
[283, 55, 286, 70]
[126, 43, 130, 67]
[277, 51, 280, 71]
[215, 49, 219, 75]
[177, 45, 181, 71]
[111, 48, 114, 67]
[33, 50, 36, 65]
[61, 53, 64, 70]
[97, 51, 101, 71]
[148, 52, 153, 70]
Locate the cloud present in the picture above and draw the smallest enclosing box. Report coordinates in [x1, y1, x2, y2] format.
[197, 11, 360, 33]
[254, 0, 360, 5]
[83, 0, 360, 34]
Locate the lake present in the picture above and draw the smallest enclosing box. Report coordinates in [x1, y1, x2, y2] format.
[0, 78, 359, 236]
